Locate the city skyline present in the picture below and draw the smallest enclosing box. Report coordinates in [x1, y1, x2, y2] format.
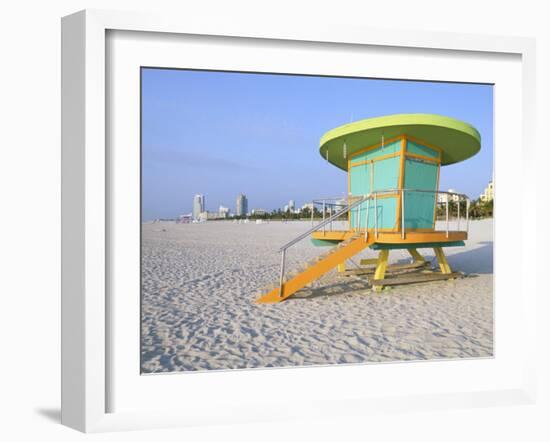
[182, 192, 310, 218]
[141, 69, 493, 221]
[177, 181, 493, 220]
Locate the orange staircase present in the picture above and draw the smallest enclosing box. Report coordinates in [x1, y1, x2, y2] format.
[256, 234, 375, 304]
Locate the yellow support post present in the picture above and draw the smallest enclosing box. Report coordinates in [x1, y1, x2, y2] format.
[373, 249, 389, 292]
[337, 261, 346, 273]
[433, 247, 452, 274]
[407, 248, 425, 263]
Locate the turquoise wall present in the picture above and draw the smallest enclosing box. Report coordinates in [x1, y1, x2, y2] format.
[403, 158, 439, 229]
[349, 163, 371, 195]
[350, 156, 400, 195]
[350, 196, 398, 230]
[373, 156, 400, 191]
[349, 139, 401, 165]
[406, 139, 439, 159]
[350, 156, 400, 229]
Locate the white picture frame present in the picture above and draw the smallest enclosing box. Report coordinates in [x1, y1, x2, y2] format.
[61, 9, 537, 433]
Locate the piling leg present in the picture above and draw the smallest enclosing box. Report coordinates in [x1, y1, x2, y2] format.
[407, 248, 425, 263]
[372, 249, 389, 292]
[337, 261, 346, 273]
[433, 247, 452, 274]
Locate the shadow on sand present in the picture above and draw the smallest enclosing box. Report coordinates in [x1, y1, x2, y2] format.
[433, 241, 493, 275]
[389, 241, 493, 275]
[289, 240, 493, 300]
[292, 279, 372, 300]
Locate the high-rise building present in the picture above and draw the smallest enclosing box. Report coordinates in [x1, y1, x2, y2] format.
[480, 181, 494, 202]
[193, 194, 205, 220]
[288, 199, 295, 211]
[218, 205, 230, 218]
[236, 193, 248, 217]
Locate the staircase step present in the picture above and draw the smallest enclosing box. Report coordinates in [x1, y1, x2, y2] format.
[257, 235, 374, 304]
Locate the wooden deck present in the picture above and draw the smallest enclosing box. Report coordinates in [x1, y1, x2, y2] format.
[311, 229, 467, 244]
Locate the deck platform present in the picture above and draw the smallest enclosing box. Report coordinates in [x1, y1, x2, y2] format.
[311, 230, 467, 246]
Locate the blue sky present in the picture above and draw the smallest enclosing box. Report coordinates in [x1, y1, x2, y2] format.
[142, 68, 493, 220]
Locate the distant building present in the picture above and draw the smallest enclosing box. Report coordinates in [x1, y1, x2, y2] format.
[193, 194, 205, 220]
[480, 181, 494, 202]
[448, 189, 461, 202]
[199, 211, 225, 221]
[218, 205, 230, 218]
[288, 200, 295, 211]
[177, 214, 193, 224]
[301, 202, 314, 211]
[438, 189, 460, 203]
[283, 204, 289, 212]
[236, 193, 248, 217]
[335, 198, 347, 209]
[251, 208, 267, 216]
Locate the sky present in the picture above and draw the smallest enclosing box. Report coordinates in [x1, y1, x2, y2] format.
[141, 68, 493, 220]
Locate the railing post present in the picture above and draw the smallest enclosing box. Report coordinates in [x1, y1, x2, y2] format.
[466, 198, 470, 233]
[445, 194, 449, 238]
[365, 196, 370, 241]
[374, 192, 379, 239]
[457, 198, 461, 231]
[401, 189, 405, 240]
[311, 204, 314, 227]
[355, 200, 361, 231]
[322, 200, 326, 234]
[279, 249, 286, 298]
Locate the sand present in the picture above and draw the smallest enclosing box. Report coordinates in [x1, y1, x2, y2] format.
[141, 219, 493, 373]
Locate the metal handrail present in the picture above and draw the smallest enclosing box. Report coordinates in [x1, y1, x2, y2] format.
[277, 195, 369, 298]
[279, 195, 369, 253]
[310, 189, 470, 236]
[312, 195, 349, 202]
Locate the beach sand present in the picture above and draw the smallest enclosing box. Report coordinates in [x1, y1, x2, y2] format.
[141, 219, 493, 373]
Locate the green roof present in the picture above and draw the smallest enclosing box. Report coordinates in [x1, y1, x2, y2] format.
[319, 113, 481, 171]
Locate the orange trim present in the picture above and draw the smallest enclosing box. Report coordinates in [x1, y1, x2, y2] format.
[375, 192, 399, 200]
[349, 151, 401, 168]
[397, 136, 406, 233]
[347, 158, 351, 226]
[349, 134, 404, 160]
[352, 191, 399, 200]
[404, 152, 440, 164]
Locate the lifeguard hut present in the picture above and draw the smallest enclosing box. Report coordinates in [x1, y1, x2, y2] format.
[257, 114, 480, 304]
